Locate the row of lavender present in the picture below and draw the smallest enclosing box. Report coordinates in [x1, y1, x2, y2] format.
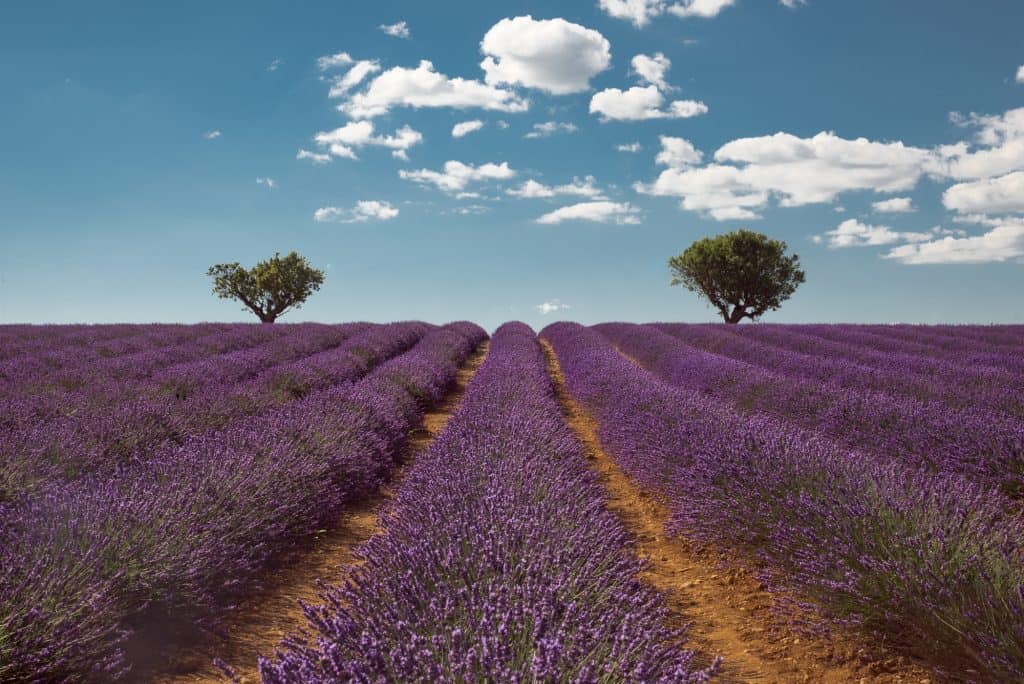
[650, 323, 1024, 416]
[599, 323, 1024, 495]
[0, 322, 485, 681]
[544, 322, 1024, 680]
[259, 323, 716, 683]
[1, 323, 430, 493]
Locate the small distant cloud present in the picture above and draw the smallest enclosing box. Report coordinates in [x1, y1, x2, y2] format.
[1017, 65, 1024, 84]
[872, 197, 916, 213]
[536, 299, 571, 315]
[536, 201, 640, 225]
[455, 204, 490, 215]
[296, 149, 331, 165]
[524, 121, 578, 139]
[317, 52, 354, 71]
[616, 142, 642, 152]
[496, 120, 510, 129]
[204, 130, 222, 140]
[314, 200, 399, 223]
[266, 58, 282, 72]
[256, 177, 277, 189]
[452, 120, 485, 138]
[380, 21, 410, 39]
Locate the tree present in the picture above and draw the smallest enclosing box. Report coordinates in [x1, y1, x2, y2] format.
[207, 251, 325, 323]
[668, 229, 805, 324]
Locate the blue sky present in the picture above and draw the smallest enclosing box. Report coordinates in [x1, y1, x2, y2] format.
[1, 0, 1022, 329]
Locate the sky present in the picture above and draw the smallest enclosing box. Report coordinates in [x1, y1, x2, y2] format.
[1, 0, 1023, 329]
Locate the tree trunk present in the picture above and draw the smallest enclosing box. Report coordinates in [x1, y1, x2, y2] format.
[258, 313, 276, 324]
[725, 306, 746, 324]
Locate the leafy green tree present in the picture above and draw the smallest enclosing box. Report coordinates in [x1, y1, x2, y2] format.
[669, 229, 805, 324]
[207, 251, 325, 323]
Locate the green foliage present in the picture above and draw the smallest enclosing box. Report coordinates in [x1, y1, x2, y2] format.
[669, 229, 806, 323]
[207, 251, 325, 323]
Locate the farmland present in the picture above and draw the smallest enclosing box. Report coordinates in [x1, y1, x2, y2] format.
[0, 322, 1021, 682]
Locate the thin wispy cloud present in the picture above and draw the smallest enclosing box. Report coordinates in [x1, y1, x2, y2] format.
[255, 177, 277, 189]
[203, 130, 221, 140]
[379, 21, 411, 38]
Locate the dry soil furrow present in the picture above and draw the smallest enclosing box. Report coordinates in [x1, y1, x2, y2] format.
[541, 339, 934, 684]
[152, 341, 489, 683]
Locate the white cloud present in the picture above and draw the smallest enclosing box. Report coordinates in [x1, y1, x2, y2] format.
[399, 160, 516, 193]
[379, 21, 410, 39]
[328, 60, 381, 97]
[1016, 65, 1024, 84]
[813, 219, 934, 248]
[668, 0, 738, 18]
[337, 60, 528, 118]
[935, 107, 1024, 180]
[497, 120, 510, 129]
[203, 130, 221, 140]
[524, 121, 578, 139]
[617, 142, 643, 152]
[317, 52, 354, 71]
[871, 197, 915, 213]
[536, 299, 571, 315]
[655, 136, 703, 167]
[884, 218, 1024, 264]
[313, 121, 423, 160]
[480, 16, 611, 95]
[598, 0, 665, 27]
[638, 131, 933, 219]
[454, 204, 490, 215]
[943, 171, 1024, 215]
[507, 176, 605, 199]
[536, 200, 640, 224]
[266, 58, 282, 72]
[314, 200, 399, 224]
[779, 0, 807, 7]
[296, 149, 332, 165]
[452, 120, 485, 138]
[590, 85, 708, 121]
[256, 177, 277, 189]
[632, 53, 673, 91]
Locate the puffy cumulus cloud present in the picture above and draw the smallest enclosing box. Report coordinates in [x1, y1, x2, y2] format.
[452, 120, 485, 138]
[328, 60, 381, 97]
[943, 171, 1024, 215]
[636, 163, 767, 220]
[656, 136, 703, 167]
[507, 176, 605, 199]
[536, 299, 571, 315]
[536, 200, 640, 224]
[379, 21, 410, 39]
[934, 108, 1024, 180]
[639, 131, 933, 219]
[813, 219, 935, 248]
[296, 149, 331, 165]
[632, 52, 672, 91]
[667, 0, 738, 19]
[480, 16, 611, 95]
[884, 217, 1024, 264]
[524, 121, 578, 139]
[314, 200, 399, 223]
[313, 121, 423, 160]
[317, 52, 354, 71]
[871, 197, 915, 213]
[598, 0, 665, 27]
[256, 177, 277, 189]
[337, 60, 529, 119]
[590, 85, 708, 121]
[1016, 65, 1024, 84]
[617, 142, 642, 152]
[399, 160, 516, 193]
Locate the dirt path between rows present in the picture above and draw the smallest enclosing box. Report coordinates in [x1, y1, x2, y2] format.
[152, 341, 489, 684]
[541, 339, 935, 684]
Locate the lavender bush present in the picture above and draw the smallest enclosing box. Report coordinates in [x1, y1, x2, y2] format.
[259, 323, 716, 683]
[543, 322, 1024, 681]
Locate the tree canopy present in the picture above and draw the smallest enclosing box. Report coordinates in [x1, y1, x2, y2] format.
[669, 229, 805, 324]
[207, 251, 325, 323]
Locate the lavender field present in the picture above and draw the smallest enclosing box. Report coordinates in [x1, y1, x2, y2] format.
[1, 322, 1022, 682]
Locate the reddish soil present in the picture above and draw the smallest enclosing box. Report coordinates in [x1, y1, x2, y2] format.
[152, 341, 489, 683]
[541, 339, 937, 684]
